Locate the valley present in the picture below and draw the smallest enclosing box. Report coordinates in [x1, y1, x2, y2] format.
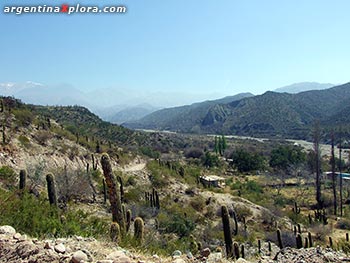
[1, 94, 350, 262]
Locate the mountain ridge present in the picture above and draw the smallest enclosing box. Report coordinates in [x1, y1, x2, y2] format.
[125, 83, 350, 139]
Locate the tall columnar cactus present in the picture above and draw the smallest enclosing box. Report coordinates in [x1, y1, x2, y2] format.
[233, 242, 240, 259]
[110, 222, 120, 242]
[296, 234, 303, 249]
[134, 217, 144, 244]
[102, 178, 107, 204]
[155, 190, 160, 209]
[101, 153, 125, 233]
[308, 232, 313, 247]
[126, 209, 132, 232]
[19, 169, 27, 190]
[241, 244, 245, 259]
[329, 236, 333, 248]
[221, 205, 233, 258]
[293, 201, 301, 214]
[117, 175, 124, 203]
[304, 237, 309, 248]
[297, 224, 301, 234]
[277, 229, 283, 249]
[258, 239, 261, 254]
[232, 210, 238, 236]
[92, 154, 98, 170]
[46, 173, 57, 206]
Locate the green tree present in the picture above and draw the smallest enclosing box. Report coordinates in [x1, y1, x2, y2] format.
[230, 149, 265, 173]
[269, 145, 306, 172]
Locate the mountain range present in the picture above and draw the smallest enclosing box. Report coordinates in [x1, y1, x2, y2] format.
[125, 82, 350, 139]
[0, 81, 223, 124]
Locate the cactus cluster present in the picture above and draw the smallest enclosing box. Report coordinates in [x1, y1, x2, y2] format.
[101, 153, 126, 234]
[145, 188, 160, 209]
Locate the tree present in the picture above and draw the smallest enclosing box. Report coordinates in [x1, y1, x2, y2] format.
[230, 148, 265, 173]
[269, 145, 306, 172]
[330, 130, 337, 215]
[313, 121, 322, 209]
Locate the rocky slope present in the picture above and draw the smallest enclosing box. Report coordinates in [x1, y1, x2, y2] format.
[2, 225, 350, 263]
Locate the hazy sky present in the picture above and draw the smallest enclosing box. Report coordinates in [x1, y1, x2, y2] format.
[1, 0, 350, 97]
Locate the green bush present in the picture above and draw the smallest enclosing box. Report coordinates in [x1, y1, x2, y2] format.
[0, 189, 109, 238]
[18, 135, 31, 148]
[0, 166, 16, 187]
[13, 109, 34, 127]
[140, 146, 160, 159]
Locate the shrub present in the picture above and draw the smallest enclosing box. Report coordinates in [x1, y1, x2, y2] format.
[184, 148, 204, 159]
[13, 109, 34, 127]
[190, 196, 206, 211]
[35, 130, 52, 145]
[0, 166, 16, 187]
[139, 146, 160, 159]
[0, 189, 109, 238]
[18, 135, 31, 148]
[336, 219, 350, 230]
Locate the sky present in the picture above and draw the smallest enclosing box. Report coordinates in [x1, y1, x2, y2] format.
[1, 0, 350, 100]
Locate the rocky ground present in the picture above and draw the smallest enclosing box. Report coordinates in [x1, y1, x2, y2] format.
[2, 225, 350, 263]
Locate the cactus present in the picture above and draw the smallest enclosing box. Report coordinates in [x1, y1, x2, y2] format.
[221, 205, 233, 258]
[19, 169, 27, 190]
[277, 229, 283, 249]
[92, 154, 98, 170]
[258, 239, 261, 254]
[308, 214, 312, 225]
[126, 209, 132, 232]
[232, 210, 238, 236]
[152, 188, 156, 207]
[155, 191, 160, 209]
[241, 244, 245, 259]
[233, 242, 240, 259]
[322, 209, 328, 225]
[297, 224, 301, 234]
[46, 173, 57, 206]
[268, 241, 272, 252]
[102, 178, 107, 204]
[134, 217, 144, 243]
[308, 232, 313, 247]
[346, 233, 349, 242]
[117, 175, 124, 203]
[304, 237, 309, 248]
[296, 234, 303, 249]
[110, 222, 120, 242]
[293, 225, 297, 235]
[329, 236, 333, 248]
[293, 201, 301, 214]
[101, 153, 125, 233]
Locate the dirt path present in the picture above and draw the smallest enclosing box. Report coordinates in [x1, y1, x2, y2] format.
[122, 161, 146, 172]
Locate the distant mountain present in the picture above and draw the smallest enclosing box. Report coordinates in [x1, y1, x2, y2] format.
[125, 83, 350, 139]
[274, 82, 335, 94]
[0, 81, 92, 107]
[0, 81, 226, 122]
[124, 93, 254, 132]
[109, 104, 159, 124]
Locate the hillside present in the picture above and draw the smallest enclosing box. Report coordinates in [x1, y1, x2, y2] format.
[126, 83, 350, 139]
[125, 93, 254, 132]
